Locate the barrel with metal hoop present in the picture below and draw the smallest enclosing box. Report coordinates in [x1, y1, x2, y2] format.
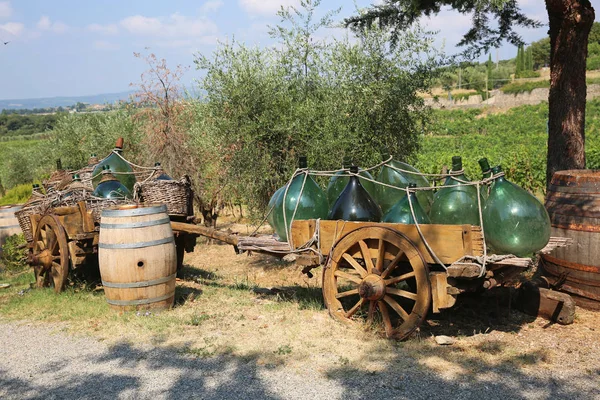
[0, 204, 23, 257]
[543, 170, 600, 309]
[98, 204, 177, 311]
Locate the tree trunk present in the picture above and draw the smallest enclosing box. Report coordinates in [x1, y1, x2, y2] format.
[545, 0, 595, 189]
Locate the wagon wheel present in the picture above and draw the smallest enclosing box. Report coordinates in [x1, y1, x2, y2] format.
[323, 226, 431, 340]
[31, 215, 69, 293]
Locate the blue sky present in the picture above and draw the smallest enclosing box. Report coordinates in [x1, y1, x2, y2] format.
[0, 0, 549, 100]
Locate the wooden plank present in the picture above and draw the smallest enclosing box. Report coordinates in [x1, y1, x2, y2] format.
[517, 281, 575, 325]
[291, 220, 483, 265]
[170, 221, 239, 246]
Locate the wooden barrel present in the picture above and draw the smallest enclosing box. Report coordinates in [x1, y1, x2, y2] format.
[543, 170, 600, 308]
[98, 204, 177, 311]
[0, 205, 23, 257]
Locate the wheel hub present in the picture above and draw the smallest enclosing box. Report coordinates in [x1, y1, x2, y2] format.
[358, 274, 386, 301]
[32, 249, 54, 270]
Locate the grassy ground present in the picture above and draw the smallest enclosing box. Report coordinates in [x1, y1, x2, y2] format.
[1, 217, 599, 379]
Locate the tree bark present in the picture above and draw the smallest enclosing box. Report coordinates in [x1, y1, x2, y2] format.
[545, 0, 595, 189]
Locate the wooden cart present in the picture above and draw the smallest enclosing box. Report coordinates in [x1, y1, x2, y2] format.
[171, 219, 543, 340]
[26, 201, 195, 292]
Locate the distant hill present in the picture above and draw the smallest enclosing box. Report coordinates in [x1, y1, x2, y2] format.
[0, 91, 134, 110]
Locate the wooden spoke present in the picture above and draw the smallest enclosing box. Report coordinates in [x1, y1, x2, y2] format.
[381, 249, 404, 279]
[375, 239, 385, 272]
[378, 300, 393, 337]
[386, 287, 419, 301]
[367, 300, 376, 325]
[335, 288, 359, 299]
[334, 270, 362, 285]
[383, 295, 410, 321]
[323, 227, 431, 341]
[358, 240, 375, 273]
[345, 298, 364, 318]
[385, 271, 416, 286]
[342, 253, 368, 277]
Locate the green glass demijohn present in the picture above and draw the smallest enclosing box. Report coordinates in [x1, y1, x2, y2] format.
[478, 158, 492, 200]
[91, 138, 136, 192]
[429, 156, 481, 226]
[376, 154, 433, 215]
[267, 185, 286, 233]
[92, 166, 132, 199]
[328, 166, 382, 222]
[482, 165, 551, 256]
[326, 158, 377, 210]
[382, 183, 430, 224]
[272, 156, 328, 242]
[153, 162, 173, 181]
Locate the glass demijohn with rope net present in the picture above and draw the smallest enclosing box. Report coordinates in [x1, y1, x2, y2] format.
[376, 155, 433, 215]
[429, 156, 481, 226]
[272, 156, 328, 242]
[328, 165, 382, 222]
[91, 138, 137, 192]
[478, 157, 492, 200]
[482, 165, 551, 256]
[327, 158, 377, 210]
[382, 183, 430, 224]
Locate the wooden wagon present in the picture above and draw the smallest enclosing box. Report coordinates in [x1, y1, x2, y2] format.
[171, 219, 557, 340]
[26, 201, 196, 292]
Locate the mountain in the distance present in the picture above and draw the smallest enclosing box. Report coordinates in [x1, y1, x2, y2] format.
[0, 91, 134, 110]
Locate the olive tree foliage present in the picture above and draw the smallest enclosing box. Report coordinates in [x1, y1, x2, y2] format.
[50, 110, 144, 170]
[193, 0, 441, 216]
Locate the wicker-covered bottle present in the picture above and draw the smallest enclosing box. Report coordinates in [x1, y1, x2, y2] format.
[93, 166, 132, 199]
[92, 138, 136, 192]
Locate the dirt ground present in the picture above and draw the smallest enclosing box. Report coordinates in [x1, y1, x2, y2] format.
[1, 216, 599, 398]
[170, 218, 600, 379]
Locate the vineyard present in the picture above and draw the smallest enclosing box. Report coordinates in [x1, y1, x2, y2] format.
[415, 98, 600, 194]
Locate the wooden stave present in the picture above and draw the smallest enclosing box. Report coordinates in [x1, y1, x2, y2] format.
[542, 170, 600, 304]
[98, 205, 177, 311]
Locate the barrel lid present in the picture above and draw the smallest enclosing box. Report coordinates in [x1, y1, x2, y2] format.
[551, 170, 600, 188]
[101, 204, 167, 217]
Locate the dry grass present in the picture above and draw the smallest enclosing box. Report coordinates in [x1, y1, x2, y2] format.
[1, 216, 600, 381]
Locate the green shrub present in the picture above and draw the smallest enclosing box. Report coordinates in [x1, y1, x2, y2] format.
[0, 234, 28, 273]
[0, 183, 35, 206]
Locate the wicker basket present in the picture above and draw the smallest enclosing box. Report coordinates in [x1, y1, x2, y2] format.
[15, 202, 43, 243]
[135, 176, 193, 217]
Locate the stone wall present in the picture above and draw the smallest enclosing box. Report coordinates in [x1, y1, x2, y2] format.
[425, 84, 600, 109]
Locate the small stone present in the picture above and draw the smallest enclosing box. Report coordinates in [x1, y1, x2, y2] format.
[435, 335, 455, 345]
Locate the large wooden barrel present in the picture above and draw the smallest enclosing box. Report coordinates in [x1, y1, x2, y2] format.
[543, 170, 600, 308]
[98, 204, 177, 311]
[0, 205, 23, 257]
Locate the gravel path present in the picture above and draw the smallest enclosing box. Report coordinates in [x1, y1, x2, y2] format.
[1, 320, 599, 400]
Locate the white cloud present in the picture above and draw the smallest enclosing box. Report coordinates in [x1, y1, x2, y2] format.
[87, 23, 119, 35]
[238, 0, 299, 16]
[37, 16, 68, 34]
[37, 16, 51, 30]
[0, 21, 23, 36]
[200, 1, 224, 13]
[0, 1, 11, 19]
[94, 40, 120, 51]
[120, 13, 217, 38]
